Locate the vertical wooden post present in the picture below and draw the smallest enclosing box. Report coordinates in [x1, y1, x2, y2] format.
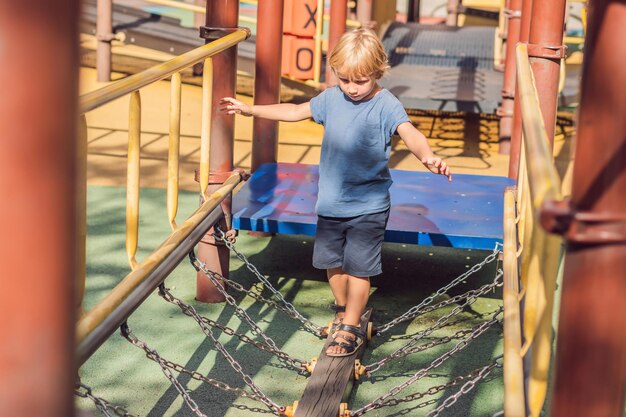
[251, 0, 284, 172]
[547, 1, 626, 416]
[196, 0, 239, 303]
[0, 0, 79, 416]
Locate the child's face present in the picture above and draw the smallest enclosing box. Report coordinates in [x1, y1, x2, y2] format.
[335, 70, 379, 102]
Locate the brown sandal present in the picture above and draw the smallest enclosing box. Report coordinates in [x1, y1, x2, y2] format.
[321, 304, 345, 336]
[326, 323, 365, 357]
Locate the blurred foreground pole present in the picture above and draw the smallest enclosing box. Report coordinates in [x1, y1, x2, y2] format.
[547, 1, 626, 416]
[0, 1, 80, 416]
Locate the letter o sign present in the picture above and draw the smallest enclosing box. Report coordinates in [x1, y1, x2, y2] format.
[295, 47, 313, 72]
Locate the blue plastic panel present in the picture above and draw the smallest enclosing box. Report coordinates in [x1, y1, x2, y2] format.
[232, 163, 515, 250]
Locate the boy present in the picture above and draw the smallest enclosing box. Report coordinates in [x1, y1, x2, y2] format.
[220, 29, 451, 357]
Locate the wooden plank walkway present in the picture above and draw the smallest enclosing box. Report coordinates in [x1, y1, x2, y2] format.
[294, 308, 373, 417]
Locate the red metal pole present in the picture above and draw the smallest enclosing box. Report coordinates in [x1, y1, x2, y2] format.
[507, 0, 533, 179]
[546, 1, 626, 415]
[497, 0, 522, 155]
[196, 0, 239, 303]
[251, 0, 284, 172]
[326, 0, 348, 86]
[0, 1, 79, 416]
[526, 0, 567, 147]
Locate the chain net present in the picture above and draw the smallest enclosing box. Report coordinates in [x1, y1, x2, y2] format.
[77, 229, 504, 417]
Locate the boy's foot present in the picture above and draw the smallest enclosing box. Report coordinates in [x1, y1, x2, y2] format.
[326, 324, 365, 357]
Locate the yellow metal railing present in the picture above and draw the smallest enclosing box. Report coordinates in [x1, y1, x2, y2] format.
[502, 43, 567, 417]
[502, 188, 525, 417]
[76, 29, 248, 361]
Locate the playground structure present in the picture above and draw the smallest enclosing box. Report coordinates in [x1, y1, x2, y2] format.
[1, 1, 625, 417]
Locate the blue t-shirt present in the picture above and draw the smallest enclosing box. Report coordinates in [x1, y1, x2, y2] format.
[310, 86, 410, 217]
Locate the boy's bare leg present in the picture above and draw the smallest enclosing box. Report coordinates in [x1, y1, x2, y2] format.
[327, 267, 348, 308]
[327, 274, 370, 355]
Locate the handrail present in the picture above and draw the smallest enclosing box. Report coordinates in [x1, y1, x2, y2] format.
[79, 29, 249, 113]
[515, 43, 563, 206]
[76, 174, 243, 365]
[502, 188, 526, 417]
[77, 29, 248, 363]
[513, 42, 566, 417]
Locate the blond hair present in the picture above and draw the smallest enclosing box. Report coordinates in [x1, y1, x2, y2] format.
[328, 29, 390, 80]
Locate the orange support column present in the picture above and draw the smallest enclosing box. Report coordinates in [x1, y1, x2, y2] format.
[545, 1, 626, 416]
[326, 0, 348, 86]
[526, 0, 567, 148]
[508, 0, 533, 179]
[252, 0, 285, 172]
[252, 0, 283, 172]
[195, 0, 240, 303]
[0, 1, 79, 416]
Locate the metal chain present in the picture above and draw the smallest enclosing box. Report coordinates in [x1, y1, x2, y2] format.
[376, 245, 502, 334]
[160, 286, 307, 373]
[75, 380, 138, 417]
[191, 257, 309, 374]
[120, 323, 265, 400]
[120, 324, 206, 417]
[219, 272, 323, 336]
[154, 297, 285, 415]
[378, 275, 504, 343]
[122, 322, 283, 415]
[373, 360, 501, 408]
[351, 311, 502, 417]
[214, 227, 324, 334]
[366, 271, 502, 374]
[424, 358, 503, 417]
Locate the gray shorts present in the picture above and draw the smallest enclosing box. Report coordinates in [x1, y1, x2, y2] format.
[312, 209, 390, 277]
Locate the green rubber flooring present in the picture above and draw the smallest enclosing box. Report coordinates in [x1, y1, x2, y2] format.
[77, 184, 505, 417]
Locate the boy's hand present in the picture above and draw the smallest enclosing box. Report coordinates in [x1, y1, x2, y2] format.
[421, 157, 452, 182]
[220, 97, 253, 117]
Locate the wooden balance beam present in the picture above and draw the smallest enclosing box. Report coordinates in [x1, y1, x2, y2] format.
[291, 308, 373, 417]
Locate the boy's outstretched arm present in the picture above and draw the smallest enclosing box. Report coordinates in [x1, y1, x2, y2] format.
[220, 97, 312, 122]
[396, 121, 452, 181]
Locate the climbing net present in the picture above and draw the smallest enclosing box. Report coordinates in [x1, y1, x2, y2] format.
[77, 228, 504, 417]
